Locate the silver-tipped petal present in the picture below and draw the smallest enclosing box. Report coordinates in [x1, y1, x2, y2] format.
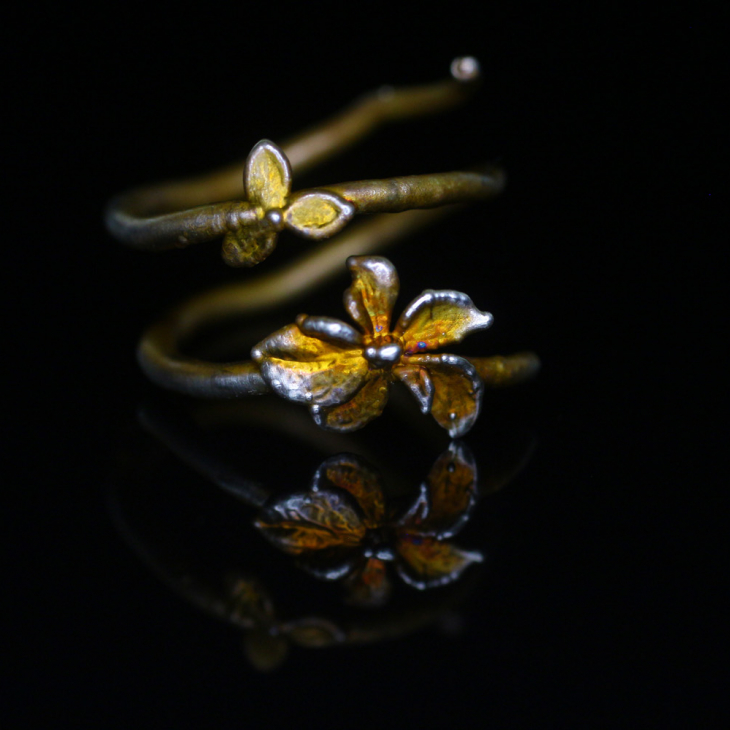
[296, 315, 363, 347]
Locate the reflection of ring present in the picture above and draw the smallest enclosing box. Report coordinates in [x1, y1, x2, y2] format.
[105, 57, 504, 268]
[139, 255, 540, 437]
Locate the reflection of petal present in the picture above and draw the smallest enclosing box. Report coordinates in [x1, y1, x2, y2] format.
[252, 324, 368, 406]
[297, 548, 360, 580]
[345, 558, 391, 607]
[244, 139, 291, 210]
[221, 229, 278, 267]
[419, 441, 478, 539]
[243, 629, 289, 672]
[409, 354, 483, 437]
[313, 454, 386, 526]
[311, 374, 390, 432]
[284, 618, 346, 647]
[228, 576, 275, 626]
[255, 489, 366, 554]
[395, 534, 483, 589]
[343, 256, 399, 336]
[395, 290, 492, 353]
[394, 363, 434, 414]
[284, 191, 355, 239]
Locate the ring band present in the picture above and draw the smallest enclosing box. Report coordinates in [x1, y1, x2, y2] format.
[105, 57, 505, 267]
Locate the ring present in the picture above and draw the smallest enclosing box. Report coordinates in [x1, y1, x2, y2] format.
[105, 57, 505, 267]
[139, 254, 539, 437]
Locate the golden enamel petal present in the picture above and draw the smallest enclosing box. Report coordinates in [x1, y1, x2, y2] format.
[395, 290, 493, 354]
[313, 454, 386, 526]
[344, 558, 391, 607]
[311, 374, 390, 432]
[283, 191, 355, 239]
[343, 256, 399, 336]
[395, 534, 483, 589]
[394, 364, 434, 414]
[409, 354, 483, 437]
[255, 489, 366, 554]
[252, 324, 368, 407]
[221, 229, 278, 267]
[244, 140, 292, 210]
[419, 442, 478, 538]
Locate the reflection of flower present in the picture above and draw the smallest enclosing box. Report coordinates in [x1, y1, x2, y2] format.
[252, 256, 493, 436]
[222, 140, 355, 266]
[255, 443, 482, 606]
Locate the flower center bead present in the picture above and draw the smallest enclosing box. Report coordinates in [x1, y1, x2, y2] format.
[363, 342, 402, 370]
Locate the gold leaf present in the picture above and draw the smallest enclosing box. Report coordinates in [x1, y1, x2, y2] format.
[283, 191, 355, 239]
[395, 535, 482, 589]
[311, 374, 390, 432]
[221, 229, 277, 267]
[252, 324, 368, 407]
[343, 256, 399, 337]
[244, 140, 291, 210]
[395, 290, 492, 354]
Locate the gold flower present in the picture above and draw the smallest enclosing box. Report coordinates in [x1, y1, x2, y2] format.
[252, 256, 493, 436]
[254, 444, 482, 606]
[222, 140, 355, 266]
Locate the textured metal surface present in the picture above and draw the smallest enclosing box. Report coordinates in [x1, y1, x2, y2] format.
[105, 58, 506, 267]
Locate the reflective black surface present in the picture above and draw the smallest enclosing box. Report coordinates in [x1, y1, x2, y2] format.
[10, 7, 724, 728]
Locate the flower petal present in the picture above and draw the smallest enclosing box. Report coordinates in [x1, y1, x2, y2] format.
[344, 558, 391, 607]
[395, 534, 483, 589]
[409, 354, 483, 437]
[284, 191, 355, 239]
[221, 229, 278, 267]
[296, 315, 363, 348]
[404, 442, 478, 539]
[395, 290, 493, 354]
[244, 139, 292, 210]
[343, 256, 399, 336]
[311, 374, 390, 432]
[394, 363, 434, 414]
[313, 454, 386, 526]
[255, 489, 366, 554]
[252, 324, 368, 406]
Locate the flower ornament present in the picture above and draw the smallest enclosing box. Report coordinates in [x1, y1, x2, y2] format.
[222, 140, 355, 266]
[252, 256, 493, 436]
[254, 444, 482, 606]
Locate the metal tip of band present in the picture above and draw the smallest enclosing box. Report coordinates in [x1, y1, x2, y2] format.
[451, 57, 481, 82]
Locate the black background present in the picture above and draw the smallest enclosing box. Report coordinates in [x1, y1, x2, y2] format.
[7, 4, 726, 728]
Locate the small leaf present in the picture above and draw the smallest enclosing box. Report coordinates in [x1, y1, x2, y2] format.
[419, 442, 478, 539]
[343, 256, 400, 337]
[284, 191, 355, 239]
[244, 139, 292, 210]
[395, 364, 434, 414]
[310, 374, 390, 432]
[252, 323, 368, 407]
[243, 630, 289, 672]
[344, 558, 391, 607]
[313, 454, 386, 527]
[395, 535, 483, 590]
[396, 289, 493, 354]
[406, 354, 483, 437]
[255, 489, 366, 554]
[222, 229, 278, 267]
